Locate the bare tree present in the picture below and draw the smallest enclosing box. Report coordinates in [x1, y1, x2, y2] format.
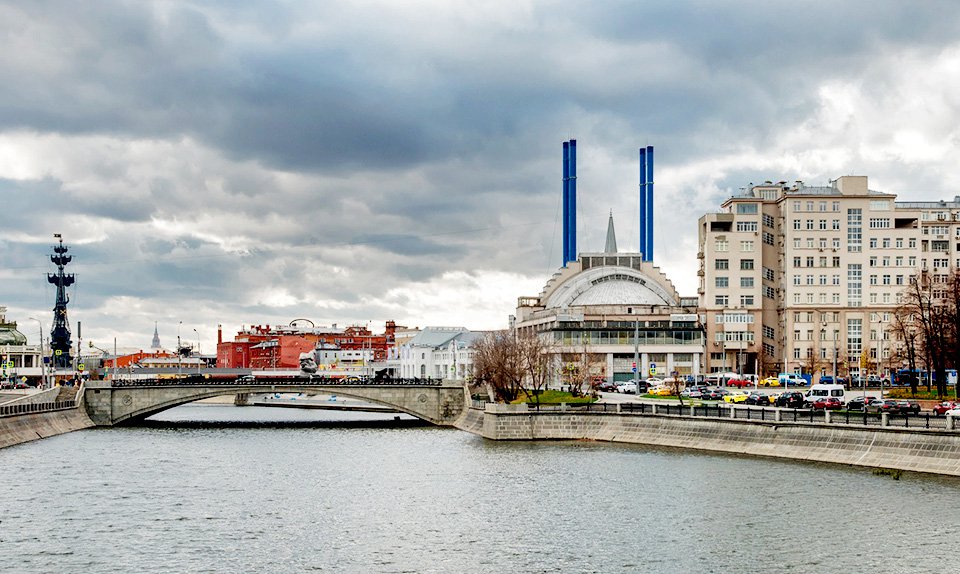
[516, 333, 555, 405]
[560, 346, 604, 397]
[901, 273, 951, 398]
[471, 330, 522, 402]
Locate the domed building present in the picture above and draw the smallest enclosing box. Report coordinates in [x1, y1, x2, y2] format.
[512, 215, 704, 384]
[0, 306, 44, 385]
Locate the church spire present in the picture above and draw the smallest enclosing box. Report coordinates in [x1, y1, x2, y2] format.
[604, 210, 618, 254]
[151, 322, 161, 349]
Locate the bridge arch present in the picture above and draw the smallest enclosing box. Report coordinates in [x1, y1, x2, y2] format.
[82, 381, 468, 427]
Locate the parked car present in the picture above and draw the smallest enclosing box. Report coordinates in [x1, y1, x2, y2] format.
[776, 392, 805, 408]
[759, 377, 780, 387]
[944, 407, 960, 417]
[745, 393, 773, 406]
[703, 388, 730, 401]
[867, 399, 900, 413]
[845, 396, 873, 411]
[595, 380, 618, 393]
[723, 392, 749, 404]
[727, 377, 754, 388]
[895, 400, 921, 415]
[813, 397, 843, 410]
[932, 401, 960, 415]
[618, 381, 638, 394]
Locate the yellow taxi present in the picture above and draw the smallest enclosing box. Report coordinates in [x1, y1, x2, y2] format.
[723, 391, 749, 403]
[760, 377, 780, 387]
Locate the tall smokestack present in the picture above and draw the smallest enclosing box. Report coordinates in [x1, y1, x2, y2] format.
[562, 141, 570, 266]
[645, 145, 654, 262]
[639, 147, 647, 259]
[568, 139, 577, 265]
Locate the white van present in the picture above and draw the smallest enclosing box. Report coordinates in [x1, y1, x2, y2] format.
[778, 373, 804, 387]
[804, 384, 847, 406]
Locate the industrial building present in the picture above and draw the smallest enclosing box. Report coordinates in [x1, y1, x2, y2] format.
[513, 142, 704, 383]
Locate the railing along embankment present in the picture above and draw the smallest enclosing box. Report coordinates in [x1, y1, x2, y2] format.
[0, 386, 95, 449]
[469, 401, 960, 477]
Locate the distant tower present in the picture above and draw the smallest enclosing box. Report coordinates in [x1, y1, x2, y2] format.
[152, 322, 161, 349]
[47, 234, 75, 369]
[604, 210, 618, 254]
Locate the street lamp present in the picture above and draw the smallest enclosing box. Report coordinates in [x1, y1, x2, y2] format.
[192, 328, 200, 373]
[27, 317, 47, 389]
[177, 321, 183, 376]
[89, 341, 112, 380]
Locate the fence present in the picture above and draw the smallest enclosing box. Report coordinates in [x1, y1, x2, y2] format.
[0, 400, 78, 418]
[478, 400, 958, 431]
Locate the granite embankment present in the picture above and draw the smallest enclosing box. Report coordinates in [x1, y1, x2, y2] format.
[0, 387, 95, 449]
[454, 403, 960, 476]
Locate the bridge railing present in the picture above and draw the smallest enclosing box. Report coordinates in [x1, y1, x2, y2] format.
[109, 375, 444, 388]
[0, 400, 78, 418]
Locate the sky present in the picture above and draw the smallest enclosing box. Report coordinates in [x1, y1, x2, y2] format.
[3, 0, 960, 353]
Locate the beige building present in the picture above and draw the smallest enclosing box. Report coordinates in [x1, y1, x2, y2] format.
[698, 175, 958, 380]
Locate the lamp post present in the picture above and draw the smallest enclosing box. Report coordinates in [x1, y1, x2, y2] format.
[89, 341, 111, 380]
[27, 317, 47, 389]
[193, 328, 201, 373]
[177, 321, 183, 377]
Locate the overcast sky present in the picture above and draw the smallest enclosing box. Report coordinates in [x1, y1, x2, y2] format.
[3, 1, 960, 351]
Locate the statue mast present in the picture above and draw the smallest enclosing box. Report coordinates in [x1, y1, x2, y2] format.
[47, 234, 75, 369]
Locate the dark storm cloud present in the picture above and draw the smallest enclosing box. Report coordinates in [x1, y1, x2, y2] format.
[4, 0, 960, 340]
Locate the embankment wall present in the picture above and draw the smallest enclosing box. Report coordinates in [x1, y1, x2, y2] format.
[0, 407, 95, 450]
[456, 406, 960, 476]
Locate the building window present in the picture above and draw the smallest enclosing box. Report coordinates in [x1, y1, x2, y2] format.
[741, 295, 754, 306]
[741, 277, 754, 288]
[869, 274, 878, 285]
[847, 208, 862, 252]
[763, 267, 774, 281]
[716, 277, 729, 288]
[806, 274, 814, 285]
[715, 258, 729, 270]
[819, 201, 827, 212]
[819, 219, 827, 230]
[793, 256, 802, 267]
[740, 240, 754, 252]
[793, 219, 801, 230]
[847, 264, 862, 307]
[806, 256, 814, 267]
[763, 231, 774, 246]
[869, 238, 878, 249]
[737, 221, 758, 232]
[819, 274, 827, 285]
[715, 295, 728, 306]
[793, 275, 801, 285]
[806, 219, 814, 230]
[737, 203, 759, 214]
[763, 214, 775, 228]
[715, 239, 728, 252]
[740, 259, 754, 270]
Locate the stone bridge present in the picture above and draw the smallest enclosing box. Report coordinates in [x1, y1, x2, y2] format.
[82, 379, 468, 427]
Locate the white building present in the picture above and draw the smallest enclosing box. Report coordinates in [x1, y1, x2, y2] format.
[396, 327, 484, 380]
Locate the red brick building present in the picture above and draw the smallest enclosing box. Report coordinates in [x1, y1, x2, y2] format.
[216, 321, 398, 369]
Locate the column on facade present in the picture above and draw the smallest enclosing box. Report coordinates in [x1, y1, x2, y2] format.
[606, 353, 614, 384]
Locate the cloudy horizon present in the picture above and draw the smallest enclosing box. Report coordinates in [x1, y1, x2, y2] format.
[3, 1, 960, 351]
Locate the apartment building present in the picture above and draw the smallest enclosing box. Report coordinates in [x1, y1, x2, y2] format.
[698, 175, 959, 379]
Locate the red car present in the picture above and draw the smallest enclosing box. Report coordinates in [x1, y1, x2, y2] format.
[932, 401, 959, 415]
[813, 397, 843, 410]
[727, 378, 753, 388]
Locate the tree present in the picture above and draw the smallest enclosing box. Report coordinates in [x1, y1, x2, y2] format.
[471, 330, 557, 404]
[900, 273, 952, 398]
[471, 330, 522, 402]
[559, 346, 604, 397]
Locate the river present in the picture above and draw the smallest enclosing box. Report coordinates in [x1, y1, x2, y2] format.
[1, 404, 958, 573]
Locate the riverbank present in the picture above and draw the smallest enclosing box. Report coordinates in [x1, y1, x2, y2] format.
[454, 404, 960, 476]
[0, 407, 95, 449]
